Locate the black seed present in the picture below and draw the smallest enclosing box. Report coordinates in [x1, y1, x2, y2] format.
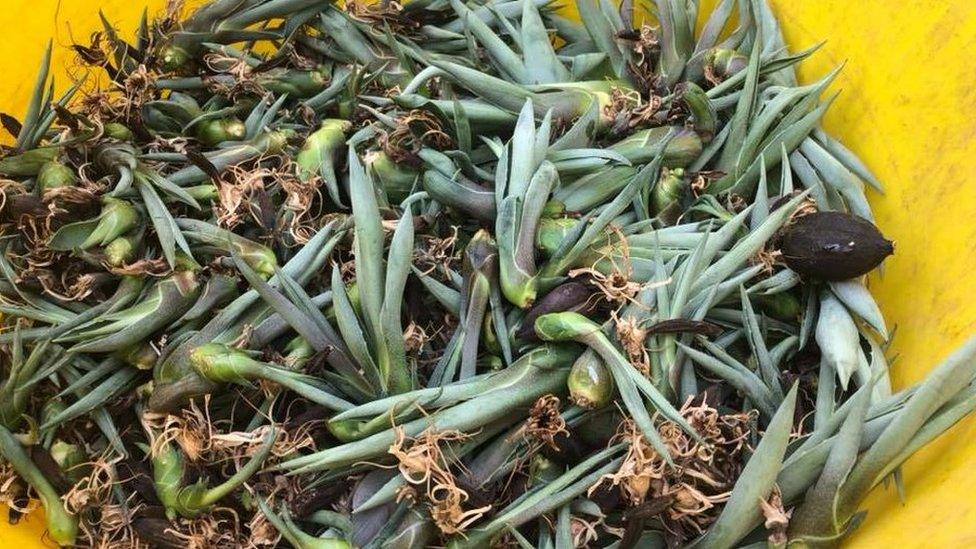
[779, 211, 894, 281]
[516, 280, 597, 340]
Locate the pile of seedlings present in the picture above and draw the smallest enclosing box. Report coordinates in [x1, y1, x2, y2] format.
[0, 0, 973, 547]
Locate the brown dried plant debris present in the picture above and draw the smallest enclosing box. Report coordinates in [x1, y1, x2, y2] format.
[1, 199, 103, 301]
[787, 197, 819, 222]
[214, 157, 321, 242]
[80, 501, 148, 549]
[68, 28, 159, 122]
[624, 24, 662, 94]
[570, 268, 639, 311]
[402, 321, 430, 355]
[0, 462, 36, 515]
[517, 395, 569, 452]
[689, 171, 724, 197]
[591, 400, 755, 544]
[201, 53, 266, 99]
[410, 318, 454, 372]
[414, 226, 460, 276]
[752, 196, 818, 274]
[346, 0, 418, 33]
[143, 400, 215, 462]
[120, 65, 157, 122]
[603, 86, 661, 130]
[107, 258, 172, 277]
[63, 452, 124, 514]
[163, 507, 246, 549]
[212, 424, 314, 462]
[45, 272, 108, 302]
[612, 312, 651, 375]
[143, 400, 311, 469]
[570, 514, 603, 548]
[158, 1, 187, 34]
[72, 31, 112, 69]
[389, 426, 490, 534]
[751, 248, 784, 275]
[145, 136, 191, 156]
[247, 501, 282, 548]
[204, 53, 252, 82]
[570, 226, 670, 313]
[760, 485, 791, 547]
[280, 160, 325, 245]
[379, 110, 453, 165]
[215, 164, 271, 230]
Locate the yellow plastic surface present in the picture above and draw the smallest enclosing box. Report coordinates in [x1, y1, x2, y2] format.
[2, 0, 975, 546]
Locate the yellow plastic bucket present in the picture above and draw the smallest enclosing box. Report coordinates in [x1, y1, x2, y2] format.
[1, 0, 974, 546]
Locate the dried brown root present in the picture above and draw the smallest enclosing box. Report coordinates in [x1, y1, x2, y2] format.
[0, 179, 26, 220]
[569, 228, 639, 308]
[402, 321, 430, 355]
[414, 226, 460, 276]
[63, 453, 124, 514]
[144, 399, 311, 477]
[280, 159, 325, 246]
[247, 499, 282, 547]
[612, 312, 651, 375]
[570, 266, 644, 310]
[141, 138, 187, 157]
[42, 185, 100, 206]
[389, 426, 467, 486]
[215, 164, 271, 230]
[78, 501, 146, 548]
[750, 248, 784, 275]
[2, 200, 105, 301]
[603, 86, 661, 129]
[517, 395, 568, 452]
[76, 90, 125, 125]
[411, 318, 453, 372]
[107, 258, 172, 277]
[760, 485, 791, 547]
[117, 65, 158, 121]
[346, 0, 413, 30]
[0, 462, 36, 515]
[203, 53, 252, 82]
[570, 224, 671, 312]
[680, 169, 721, 197]
[379, 110, 453, 165]
[159, 1, 187, 35]
[428, 482, 491, 536]
[389, 426, 489, 534]
[44, 272, 109, 302]
[201, 54, 265, 99]
[788, 197, 819, 222]
[163, 507, 244, 549]
[71, 31, 112, 69]
[570, 514, 603, 547]
[339, 258, 358, 284]
[142, 400, 213, 462]
[624, 24, 662, 94]
[211, 424, 313, 461]
[591, 400, 755, 543]
[590, 418, 662, 506]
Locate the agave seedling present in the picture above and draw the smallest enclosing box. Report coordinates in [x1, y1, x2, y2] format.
[190, 343, 354, 411]
[257, 497, 353, 549]
[322, 149, 418, 395]
[296, 119, 353, 207]
[47, 197, 140, 252]
[148, 425, 277, 519]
